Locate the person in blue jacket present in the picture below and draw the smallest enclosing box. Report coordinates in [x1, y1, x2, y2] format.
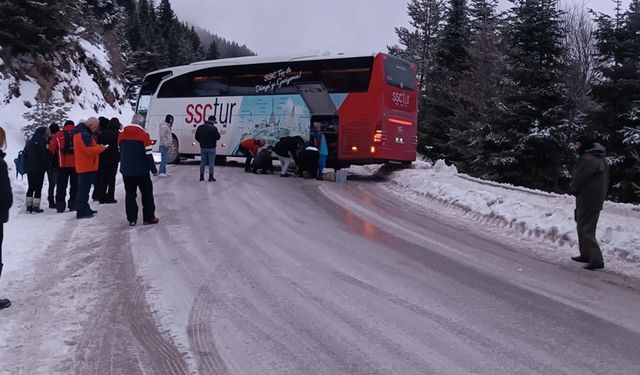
[311, 123, 328, 180]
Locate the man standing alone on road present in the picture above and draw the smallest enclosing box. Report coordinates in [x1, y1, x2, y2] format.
[73, 117, 106, 219]
[119, 114, 159, 227]
[158, 114, 173, 177]
[195, 115, 220, 182]
[569, 134, 609, 270]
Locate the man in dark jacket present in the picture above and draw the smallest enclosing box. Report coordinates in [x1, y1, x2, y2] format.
[273, 136, 303, 177]
[119, 114, 159, 226]
[25, 126, 51, 213]
[569, 135, 609, 270]
[252, 146, 274, 174]
[195, 115, 221, 182]
[96, 117, 120, 204]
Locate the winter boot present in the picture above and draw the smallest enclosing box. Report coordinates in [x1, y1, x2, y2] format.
[208, 174, 216, 182]
[68, 199, 75, 212]
[199, 174, 205, 182]
[26, 196, 33, 213]
[32, 198, 44, 213]
[0, 263, 11, 310]
[48, 196, 56, 209]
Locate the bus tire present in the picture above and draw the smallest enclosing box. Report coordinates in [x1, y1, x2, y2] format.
[168, 136, 180, 164]
[215, 155, 227, 165]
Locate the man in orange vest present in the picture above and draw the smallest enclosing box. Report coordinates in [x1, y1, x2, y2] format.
[73, 117, 106, 219]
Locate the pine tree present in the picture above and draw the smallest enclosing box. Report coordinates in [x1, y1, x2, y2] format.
[423, 0, 471, 165]
[487, 0, 568, 191]
[22, 94, 70, 137]
[591, 0, 640, 202]
[456, 0, 503, 177]
[157, 0, 181, 66]
[206, 40, 220, 60]
[0, 0, 70, 55]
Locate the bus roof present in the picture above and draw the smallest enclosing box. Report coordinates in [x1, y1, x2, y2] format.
[143, 52, 381, 79]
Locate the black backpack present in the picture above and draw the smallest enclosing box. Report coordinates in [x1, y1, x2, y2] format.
[62, 131, 74, 154]
[13, 149, 27, 180]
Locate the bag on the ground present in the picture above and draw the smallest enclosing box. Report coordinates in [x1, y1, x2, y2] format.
[14, 149, 27, 180]
[62, 130, 74, 154]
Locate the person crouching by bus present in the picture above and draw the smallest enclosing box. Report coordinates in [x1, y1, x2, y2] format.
[273, 136, 301, 177]
[252, 146, 274, 174]
[119, 114, 159, 226]
[25, 126, 51, 213]
[49, 120, 78, 212]
[158, 114, 174, 177]
[74, 117, 106, 219]
[239, 138, 265, 172]
[195, 115, 221, 182]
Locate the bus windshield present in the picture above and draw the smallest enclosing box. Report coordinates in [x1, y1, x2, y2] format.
[383, 56, 414, 91]
[136, 71, 172, 121]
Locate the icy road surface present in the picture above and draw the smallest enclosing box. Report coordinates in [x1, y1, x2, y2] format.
[1, 163, 640, 374]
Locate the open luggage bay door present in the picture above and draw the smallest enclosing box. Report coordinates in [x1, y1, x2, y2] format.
[296, 83, 339, 117]
[296, 83, 340, 167]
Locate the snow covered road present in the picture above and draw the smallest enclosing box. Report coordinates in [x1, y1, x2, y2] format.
[1, 162, 640, 374]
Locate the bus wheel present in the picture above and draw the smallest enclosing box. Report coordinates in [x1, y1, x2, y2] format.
[168, 136, 180, 164]
[215, 155, 227, 165]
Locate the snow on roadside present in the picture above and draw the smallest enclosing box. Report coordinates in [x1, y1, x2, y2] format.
[346, 160, 640, 277]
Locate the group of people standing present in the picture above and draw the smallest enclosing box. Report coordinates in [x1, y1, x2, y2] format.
[19, 114, 159, 225]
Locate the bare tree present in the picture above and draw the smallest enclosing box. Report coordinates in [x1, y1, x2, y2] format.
[563, 0, 598, 130]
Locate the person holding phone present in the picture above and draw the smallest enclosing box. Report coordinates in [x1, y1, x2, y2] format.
[73, 117, 107, 220]
[118, 114, 159, 226]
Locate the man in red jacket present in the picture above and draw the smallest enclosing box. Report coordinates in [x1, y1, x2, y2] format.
[49, 120, 77, 212]
[73, 117, 106, 219]
[238, 138, 265, 172]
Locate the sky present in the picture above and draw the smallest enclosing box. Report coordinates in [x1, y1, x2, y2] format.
[169, 0, 630, 57]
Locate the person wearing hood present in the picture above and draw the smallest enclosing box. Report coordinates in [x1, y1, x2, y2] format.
[569, 134, 609, 270]
[73, 117, 107, 219]
[0, 126, 13, 309]
[24, 126, 51, 213]
[95, 117, 121, 204]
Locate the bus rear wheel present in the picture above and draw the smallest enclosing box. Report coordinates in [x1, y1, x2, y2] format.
[168, 136, 180, 164]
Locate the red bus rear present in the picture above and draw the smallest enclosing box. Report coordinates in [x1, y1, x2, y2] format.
[337, 53, 417, 167]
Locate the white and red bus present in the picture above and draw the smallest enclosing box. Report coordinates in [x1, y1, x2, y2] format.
[136, 52, 417, 168]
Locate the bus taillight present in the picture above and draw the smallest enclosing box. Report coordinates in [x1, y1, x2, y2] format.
[374, 130, 383, 143]
[388, 118, 413, 126]
[370, 146, 376, 153]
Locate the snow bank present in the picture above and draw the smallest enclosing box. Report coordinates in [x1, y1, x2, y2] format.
[347, 160, 640, 274]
